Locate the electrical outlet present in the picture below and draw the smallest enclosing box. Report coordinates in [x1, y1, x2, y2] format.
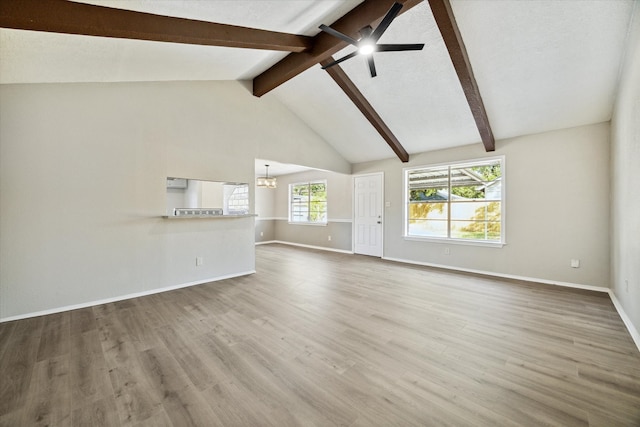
[444, 247, 450, 255]
[196, 257, 203, 266]
[570, 259, 580, 268]
[328, 235, 332, 241]
[260, 231, 264, 237]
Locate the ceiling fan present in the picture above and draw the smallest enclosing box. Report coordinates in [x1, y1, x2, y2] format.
[319, 2, 424, 78]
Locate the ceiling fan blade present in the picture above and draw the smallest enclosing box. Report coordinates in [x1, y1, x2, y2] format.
[370, 2, 403, 42]
[376, 43, 425, 52]
[368, 55, 377, 78]
[320, 51, 359, 69]
[319, 24, 359, 46]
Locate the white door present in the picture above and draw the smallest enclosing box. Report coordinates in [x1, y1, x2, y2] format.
[354, 173, 383, 257]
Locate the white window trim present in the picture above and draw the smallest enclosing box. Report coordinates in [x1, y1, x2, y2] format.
[403, 155, 506, 246]
[288, 179, 328, 225]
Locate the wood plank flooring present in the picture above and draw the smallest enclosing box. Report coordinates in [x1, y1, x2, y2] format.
[1, 243, 639, 426]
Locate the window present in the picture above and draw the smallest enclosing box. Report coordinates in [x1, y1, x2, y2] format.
[289, 180, 327, 224]
[404, 157, 504, 243]
[225, 184, 249, 215]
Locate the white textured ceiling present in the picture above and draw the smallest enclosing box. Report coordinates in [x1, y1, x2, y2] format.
[452, 0, 634, 140]
[0, 0, 636, 165]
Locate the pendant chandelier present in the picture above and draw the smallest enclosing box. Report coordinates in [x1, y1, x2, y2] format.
[256, 164, 277, 188]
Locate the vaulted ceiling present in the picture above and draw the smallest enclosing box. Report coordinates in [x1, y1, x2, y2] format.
[1, 0, 635, 166]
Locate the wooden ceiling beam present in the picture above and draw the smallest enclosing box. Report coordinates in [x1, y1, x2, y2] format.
[253, 0, 423, 97]
[428, 0, 495, 151]
[0, 0, 312, 52]
[321, 58, 409, 163]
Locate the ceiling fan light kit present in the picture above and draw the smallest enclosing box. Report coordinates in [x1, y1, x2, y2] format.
[319, 2, 425, 77]
[358, 43, 375, 56]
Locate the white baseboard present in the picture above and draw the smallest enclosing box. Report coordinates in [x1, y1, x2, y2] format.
[258, 240, 353, 254]
[608, 291, 640, 352]
[0, 270, 256, 323]
[382, 256, 609, 293]
[255, 240, 277, 246]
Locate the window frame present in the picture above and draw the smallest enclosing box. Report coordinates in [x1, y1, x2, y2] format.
[403, 156, 505, 247]
[288, 179, 328, 226]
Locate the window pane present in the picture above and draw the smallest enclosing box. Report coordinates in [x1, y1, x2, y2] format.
[310, 183, 326, 198]
[291, 199, 308, 222]
[451, 185, 487, 200]
[451, 161, 502, 201]
[453, 179, 501, 201]
[409, 187, 449, 202]
[407, 202, 448, 237]
[309, 201, 326, 222]
[451, 201, 501, 222]
[469, 163, 501, 180]
[450, 170, 481, 190]
[408, 219, 448, 237]
[408, 167, 449, 200]
[455, 162, 502, 180]
[408, 202, 447, 220]
[485, 180, 501, 200]
[451, 221, 501, 241]
[292, 184, 309, 197]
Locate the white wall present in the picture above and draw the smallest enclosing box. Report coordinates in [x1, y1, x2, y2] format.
[353, 123, 611, 288]
[611, 3, 640, 334]
[255, 185, 277, 242]
[0, 80, 350, 320]
[255, 186, 276, 219]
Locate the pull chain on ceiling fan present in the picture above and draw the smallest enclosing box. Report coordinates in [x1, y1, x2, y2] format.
[319, 2, 425, 78]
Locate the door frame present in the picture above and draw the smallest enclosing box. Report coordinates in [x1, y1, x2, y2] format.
[352, 172, 384, 257]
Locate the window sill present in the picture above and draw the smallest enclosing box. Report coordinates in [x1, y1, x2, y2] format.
[288, 222, 328, 226]
[403, 236, 505, 248]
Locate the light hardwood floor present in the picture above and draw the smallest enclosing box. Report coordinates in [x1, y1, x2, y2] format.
[1, 244, 639, 426]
